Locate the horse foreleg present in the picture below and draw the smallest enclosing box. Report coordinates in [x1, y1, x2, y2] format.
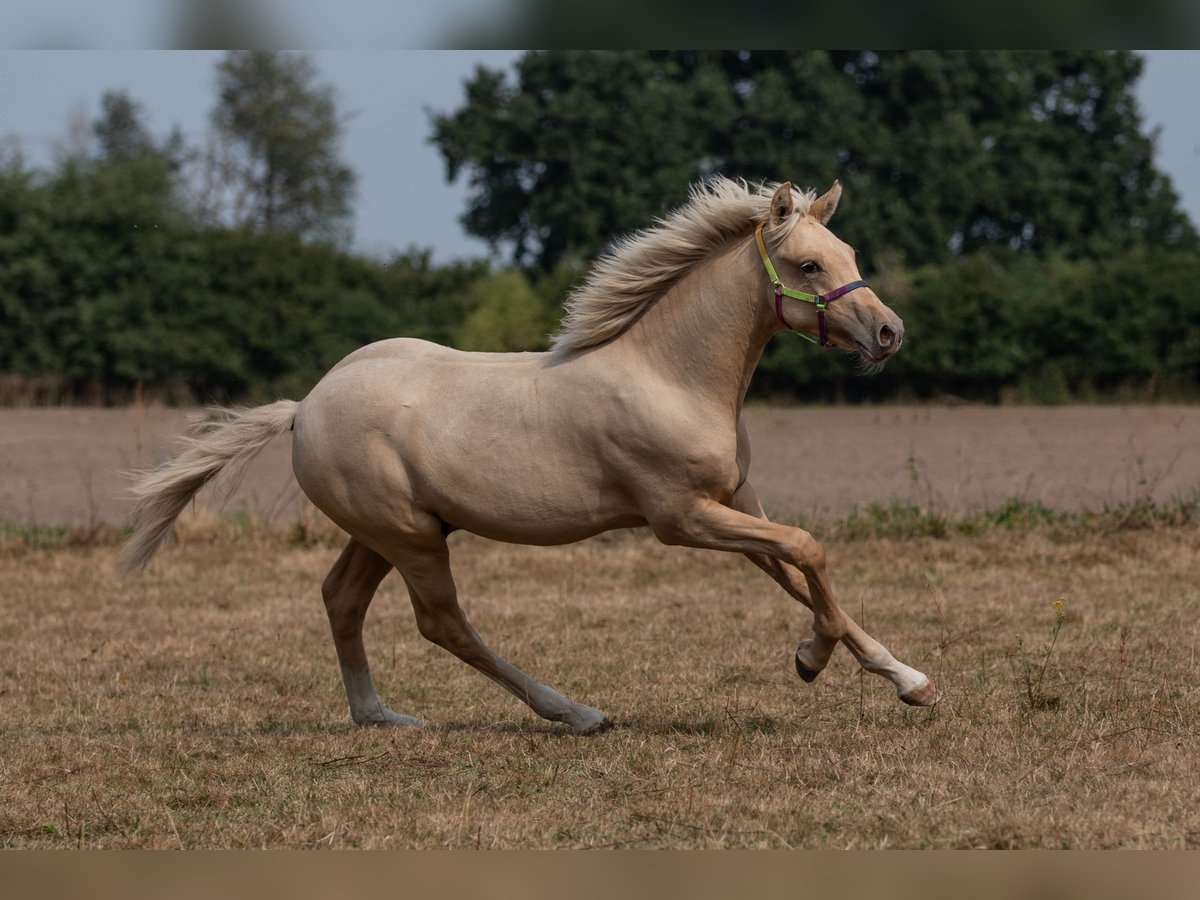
[661, 492, 941, 707]
[723, 483, 838, 677]
[323, 538, 421, 726]
[390, 533, 612, 734]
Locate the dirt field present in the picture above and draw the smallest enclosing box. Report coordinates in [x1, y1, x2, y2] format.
[1, 404, 1199, 848]
[1, 404, 1198, 527]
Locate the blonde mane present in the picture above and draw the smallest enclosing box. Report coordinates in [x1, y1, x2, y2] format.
[550, 176, 815, 354]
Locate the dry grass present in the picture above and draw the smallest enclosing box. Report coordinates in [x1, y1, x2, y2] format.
[2, 515, 1198, 849]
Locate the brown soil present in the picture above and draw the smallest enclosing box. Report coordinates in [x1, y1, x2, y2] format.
[745, 404, 1200, 520]
[1, 404, 1197, 527]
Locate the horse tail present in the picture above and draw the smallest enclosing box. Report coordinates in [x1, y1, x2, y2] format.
[120, 399, 299, 572]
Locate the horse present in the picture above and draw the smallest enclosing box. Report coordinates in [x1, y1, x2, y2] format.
[122, 176, 941, 734]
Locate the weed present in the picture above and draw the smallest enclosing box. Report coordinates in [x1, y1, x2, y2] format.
[6, 493, 1198, 557]
[955, 499, 1058, 535]
[836, 503, 948, 540]
[1015, 597, 1068, 710]
[986, 498, 1057, 529]
[0, 522, 123, 552]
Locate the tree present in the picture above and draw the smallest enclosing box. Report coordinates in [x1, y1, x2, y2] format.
[432, 52, 738, 272]
[93, 91, 158, 163]
[454, 269, 556, 351]
[90, 90, 187, 201]
[432, 51, 1195, 272]
[211, 51, 356, 243]
[828, 51, 1196, 262]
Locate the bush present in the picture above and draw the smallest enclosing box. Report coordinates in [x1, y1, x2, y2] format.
[1, 152, 1197, 404]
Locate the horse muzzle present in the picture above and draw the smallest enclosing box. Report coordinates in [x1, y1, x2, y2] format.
[856, 317, 904, 363]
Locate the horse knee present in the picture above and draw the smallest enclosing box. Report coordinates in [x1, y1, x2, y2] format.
[790, 530, 826, 575]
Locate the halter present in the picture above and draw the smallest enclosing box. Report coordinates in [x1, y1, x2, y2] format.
[754, 222, 869, 348]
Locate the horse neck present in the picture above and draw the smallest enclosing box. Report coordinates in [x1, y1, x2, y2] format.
[610, 238, 775, 415]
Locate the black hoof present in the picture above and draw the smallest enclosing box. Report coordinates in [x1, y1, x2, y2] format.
[795, 653, 821, 683]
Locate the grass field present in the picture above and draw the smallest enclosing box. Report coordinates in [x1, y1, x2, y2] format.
[2, 514, 1198, 849]
[1, 404, 1198, 848]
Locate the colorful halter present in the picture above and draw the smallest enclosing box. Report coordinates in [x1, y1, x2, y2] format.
[754, 222, 869, 348]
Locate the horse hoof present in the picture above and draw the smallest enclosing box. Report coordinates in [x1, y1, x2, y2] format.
[574, 715, 613, 735]
[899, 679, 942, 707]
[356, 712, 422, 727]
[795, 652, 821, 683]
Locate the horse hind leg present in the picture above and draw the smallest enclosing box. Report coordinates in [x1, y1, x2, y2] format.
[389, 528, 611, 735]
[323, 538, 420, 726]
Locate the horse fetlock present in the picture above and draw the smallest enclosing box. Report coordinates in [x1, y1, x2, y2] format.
[810, 612, 847, 644]
[795, 638, 833, 681]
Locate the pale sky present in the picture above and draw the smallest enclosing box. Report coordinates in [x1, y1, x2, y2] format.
[1, 51, 1196, 263]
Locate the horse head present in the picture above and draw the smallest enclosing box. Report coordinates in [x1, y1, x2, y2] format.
[762, 181, 905, 364]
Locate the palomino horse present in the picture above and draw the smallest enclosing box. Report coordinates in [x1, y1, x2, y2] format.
[123, 177, 940, 733]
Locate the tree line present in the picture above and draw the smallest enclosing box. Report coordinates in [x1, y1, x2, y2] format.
[1, 51, 1197, 405]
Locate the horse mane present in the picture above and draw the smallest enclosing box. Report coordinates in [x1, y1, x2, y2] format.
[549, 176, 815, 354]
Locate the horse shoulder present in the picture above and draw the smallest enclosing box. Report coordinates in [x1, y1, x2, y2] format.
[603, 379, 742, 503]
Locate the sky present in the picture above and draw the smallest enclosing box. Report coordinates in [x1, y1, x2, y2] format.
[0, 51, 1197, 264]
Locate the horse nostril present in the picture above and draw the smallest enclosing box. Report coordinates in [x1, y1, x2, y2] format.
[878, 323, 896, 349]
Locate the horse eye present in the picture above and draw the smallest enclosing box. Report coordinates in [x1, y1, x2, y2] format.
[800, 261, 821, 275]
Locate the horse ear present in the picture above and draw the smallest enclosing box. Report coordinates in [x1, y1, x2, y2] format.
[810, 180, 842, 225]
[768, 182, 795, 227]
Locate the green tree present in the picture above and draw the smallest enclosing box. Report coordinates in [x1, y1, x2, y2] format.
[432, 52, 737, 272]
[835, 51, 1195, 262]
[94, 91, 158, 162]
[211, 51, 356, 243]
[432, 51, 1195, 273]
[92, 90, 186, 169]
[454, 269, 556, 351]
[3, 68, 1195, 407]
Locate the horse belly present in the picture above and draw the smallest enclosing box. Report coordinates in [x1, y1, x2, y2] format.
[412, 434, 645, 545]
